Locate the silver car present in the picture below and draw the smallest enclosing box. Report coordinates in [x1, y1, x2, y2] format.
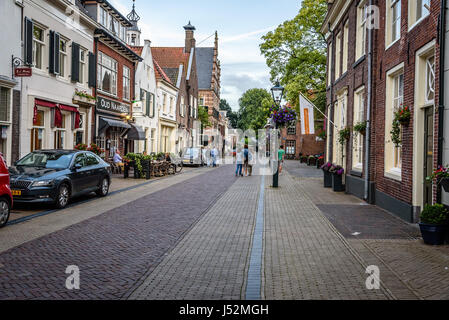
[182, 147, 205, 167]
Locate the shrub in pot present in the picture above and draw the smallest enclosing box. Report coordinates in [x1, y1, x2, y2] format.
[419, 204, 449, 245]
[329, 164, 345, 192]
[321, 162, 332, 188]
[307, 156, 316, 166]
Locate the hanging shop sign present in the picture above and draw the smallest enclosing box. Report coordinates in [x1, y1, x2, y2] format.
[97, 97, 130, 115]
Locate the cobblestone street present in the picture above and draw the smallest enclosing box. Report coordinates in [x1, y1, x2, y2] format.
[0, 161, 448, 300]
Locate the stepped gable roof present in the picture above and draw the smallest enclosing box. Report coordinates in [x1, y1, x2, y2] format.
[196, 47, 214, 90]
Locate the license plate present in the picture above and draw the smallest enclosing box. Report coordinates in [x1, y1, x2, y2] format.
[12, 190, 21, 196]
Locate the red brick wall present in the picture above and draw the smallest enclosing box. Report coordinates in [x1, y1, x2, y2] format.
[371, 0, 440, 205]
[281, 121, 325, 159]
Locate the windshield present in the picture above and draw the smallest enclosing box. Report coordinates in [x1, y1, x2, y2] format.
[183, 148, 199, 158]
[16, 152, 74, 169]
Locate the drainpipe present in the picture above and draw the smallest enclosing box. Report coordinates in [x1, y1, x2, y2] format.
[437, 0, 447, 203]
[328, 22, 334, 163]
[364, 0, 373, 202]
[93, 37, 98, 143]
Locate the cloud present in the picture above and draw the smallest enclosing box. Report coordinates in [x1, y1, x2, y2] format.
[221, 26, 276, 43]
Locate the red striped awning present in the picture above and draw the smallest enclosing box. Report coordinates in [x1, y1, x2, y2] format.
[35, 99, 57, 108]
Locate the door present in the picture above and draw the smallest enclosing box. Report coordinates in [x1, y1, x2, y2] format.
[85, 153, 102, 189]
[70, 153, 88, 195]
[424, 107, 434, 206]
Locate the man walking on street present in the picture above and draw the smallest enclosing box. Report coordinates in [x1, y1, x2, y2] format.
[235, 148, 243, 177]
[278, 145, 285, 174]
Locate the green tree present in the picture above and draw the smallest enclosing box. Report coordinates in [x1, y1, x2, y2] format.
[237, 88, 272, 131]
[260, 0, 327, 118]
[219, 99, 239, 128]
[198, 105, 211, 128]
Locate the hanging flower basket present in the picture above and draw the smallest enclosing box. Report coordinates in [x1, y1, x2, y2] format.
[353, 122, 367, 136]
[395, 106, 411, 126]
[338, 127, 351, 145]
[427, 166, 449, 192]
[270, 105, 297, 128]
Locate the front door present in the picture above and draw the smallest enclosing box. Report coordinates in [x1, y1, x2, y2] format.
[424, 107, 434, 206]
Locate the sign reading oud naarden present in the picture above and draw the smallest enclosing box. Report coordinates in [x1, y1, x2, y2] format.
[97, 96, 130, 115]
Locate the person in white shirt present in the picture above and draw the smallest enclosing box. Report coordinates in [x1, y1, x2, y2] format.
[235, 148, 243, 177]
[113, 149, 124, 171]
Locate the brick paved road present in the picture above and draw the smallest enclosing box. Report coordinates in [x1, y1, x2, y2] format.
[0, 166, 236, 300]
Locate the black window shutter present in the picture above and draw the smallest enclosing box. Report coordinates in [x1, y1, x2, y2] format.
[71, 42, 80, 82]
[49, 31, 55, 73]
[152, 93, 156, 117]
[24, 18, 33, 65]
[54, 33, 60, 75]
[88, 52, 96, 88]
[146, 91, 150, 116]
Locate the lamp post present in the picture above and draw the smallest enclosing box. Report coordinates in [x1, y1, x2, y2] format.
[270, 81, 285, 188]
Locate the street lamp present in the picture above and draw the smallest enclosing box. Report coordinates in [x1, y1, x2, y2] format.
[270, 81, 285, 188]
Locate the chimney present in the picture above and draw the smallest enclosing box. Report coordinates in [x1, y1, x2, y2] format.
[214, 31, 218, 58]
[184, 21, 196, 53]
[144, 39, 151, 47]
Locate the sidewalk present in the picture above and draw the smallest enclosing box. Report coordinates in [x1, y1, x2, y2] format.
[285, 160, 449, 300]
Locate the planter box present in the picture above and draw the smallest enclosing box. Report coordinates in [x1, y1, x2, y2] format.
[307, 158, 316, 166]
[323, 171, 332, 188]
[332, 174, 345, 192]
[419, 223, 448, 245]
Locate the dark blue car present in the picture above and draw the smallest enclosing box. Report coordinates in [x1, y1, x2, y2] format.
[9, 150, 111, 209]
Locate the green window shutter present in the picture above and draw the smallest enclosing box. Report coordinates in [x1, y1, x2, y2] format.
[152, 93, 156, 117]
[24, 18, 34, 65]
[146, 91, 150, 116]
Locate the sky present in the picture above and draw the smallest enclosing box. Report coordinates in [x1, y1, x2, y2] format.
[110, 0, 303, 111]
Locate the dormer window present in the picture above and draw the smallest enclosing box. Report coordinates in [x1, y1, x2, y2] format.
[131, 34, 136, 46]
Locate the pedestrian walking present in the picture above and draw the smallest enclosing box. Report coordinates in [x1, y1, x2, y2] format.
[243, 145, 249, 176]
[212, 147, 218, 167]
[247, 149, 254, 176]
[235, 148, 243, 177]
[278, 145, 285, 174]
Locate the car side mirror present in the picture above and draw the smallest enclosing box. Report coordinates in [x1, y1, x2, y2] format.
[73, 163, 82, 171]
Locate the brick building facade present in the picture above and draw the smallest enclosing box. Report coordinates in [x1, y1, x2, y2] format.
[280, 120, 325, 160]
[322, 0, 442, 222]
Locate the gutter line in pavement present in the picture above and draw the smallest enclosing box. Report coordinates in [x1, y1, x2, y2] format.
[245, 175, 265, 300]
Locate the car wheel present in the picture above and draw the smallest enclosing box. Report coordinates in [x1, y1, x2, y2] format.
[96, 177, 109, 197]
[56, 184, 70, 209]
[0, 198, 10, 228]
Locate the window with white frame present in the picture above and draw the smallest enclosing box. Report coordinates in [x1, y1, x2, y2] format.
[31, 110, 45, 152]
[333, 91, 347, 165]
[0, 87, 10, 122]
[54, 114, 67, 149]
[410, 0, 430, 27]
[74, 113, 85, 146]
[387, 0, 401, 45]
[335, 31, 341, 79]
[342, 21, 349, 74]
[59, 38, 67, 78]
[353, 88, 365, 170]
[356, 1, 367, 60]
[393, 73, 403, 170]
[123, 66, 130, 101]
[180, 96, 185, 117]
[79, 49, 86, 84]
[97, 52, 117, 95]
[100, 6, 108, 27]
[425, 56, 435, 104]
[33, 25, 45, 69]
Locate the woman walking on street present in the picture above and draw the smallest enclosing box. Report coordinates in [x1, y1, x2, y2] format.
[235, 148, 243, 177]
[278, 145, 285, 174]
[243, 145, 249, 176]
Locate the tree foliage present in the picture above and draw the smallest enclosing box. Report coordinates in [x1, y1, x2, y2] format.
[198, 105, 211, 128]
[237, 88, 273, 131]
[260, 0, 327, 117]
[219, 99, 239, 128]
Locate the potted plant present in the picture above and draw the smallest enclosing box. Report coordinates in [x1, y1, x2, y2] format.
[419, 204, 449, 245]
[316, 155, 324, 169]
[338, 127, 351, 145]
[395, 105, 411, 126]
[87, 143, 104, 156]
[321, 162, 333, 188]
[353, 121, 367, 136]
[329, 164, 345, 192]
[426, 165, 449, 192]
[300, 155, 308, 164]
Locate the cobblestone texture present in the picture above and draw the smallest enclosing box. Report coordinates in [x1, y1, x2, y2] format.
[129, 173, 261, 300]
[263, 171, 390, 300]
[0, 166, 236, 300]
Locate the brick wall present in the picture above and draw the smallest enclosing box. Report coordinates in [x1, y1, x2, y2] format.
[281, 121, 325, 159]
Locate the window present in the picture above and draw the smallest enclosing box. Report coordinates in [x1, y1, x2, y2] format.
[33, 25, 44, 69]
[387, 0, 401, 45]
[0, 87, 10, 122]
[162, 93, 167, 114]
[74, 114, 85, 146]
[327, 42, 333, 86]
[123, 66, 131, 100]
[151, 128, 156, 153]
[112, 18, 119, 36]
[286, 140, 296, 155]
[31, 110, 45, 152]
[97, 52, 118, 95]
[190, 95, 193, 117]
[180, 96, 185, 117]
[100, 7, 108, 27]
[54, 114, 66, 149]
[287, 126, 296, 135]
[425, 56, 435, 104]
[410, 0, 430, 27]
[79, 49, 86, 84]
[59, 38, 67, 77]
[385, 65, 404, 179]
[199, 97, 204, 106]
[332, 90, 347, 165]
[169, 97, 174, 115]
[342, 21, 349, 74]
[353, 89, 365, 170]
[194, 98, 198, 118]
[335, 31, 341, 79]
[356, 1, 367, 60]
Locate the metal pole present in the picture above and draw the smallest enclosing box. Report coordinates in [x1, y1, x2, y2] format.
[273, 123, 279, 188]
[364, 0, 373, 202]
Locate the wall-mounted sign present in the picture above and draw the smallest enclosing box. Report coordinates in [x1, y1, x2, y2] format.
[14, 67, 32, 77]
[132, 101, 143, 114]
[97, 96, 130, 115]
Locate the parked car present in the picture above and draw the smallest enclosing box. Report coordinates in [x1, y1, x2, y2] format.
[0, 153, 12, 228]
[9, 150, 111, 209]
[181, 147, 205, 167]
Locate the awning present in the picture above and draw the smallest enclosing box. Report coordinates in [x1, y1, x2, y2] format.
[127, 124, 146, 140]
[98, 117, 131, 135]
